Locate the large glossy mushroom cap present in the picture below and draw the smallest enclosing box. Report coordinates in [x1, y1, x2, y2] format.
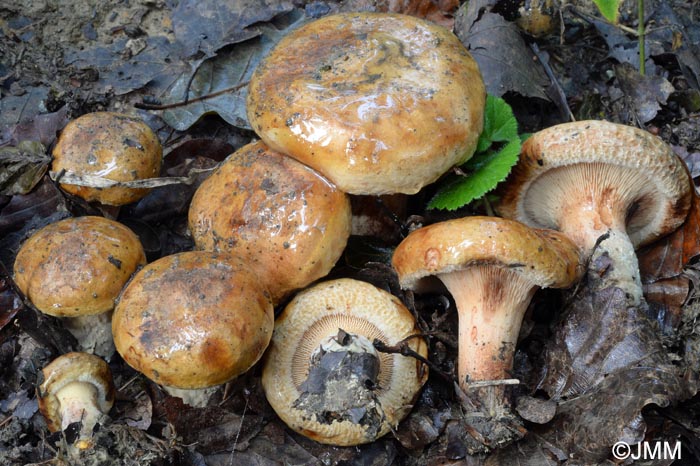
[262, 278, 428, 446]
[37, 352, 115, 433]
[188, 140, 352, 303]
[247, 12, 485, 195]
[392, 216, 581, 290]
[113, 251, 274, 389]
[51, 112, 162, 205]
[13, 216, 146, 317]
[496, 120, 693, 249]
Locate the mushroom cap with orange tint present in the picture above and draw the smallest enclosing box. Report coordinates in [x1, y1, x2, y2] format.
[112, 251, 274, 389]
[188, 140, 351, 303]
[247, 12, 485, 195]
[391, 216, 581, 291]
[37, 352, 115, 433]
[13, 216, 146, 317]
[51, 112, 162, 205]
[262, 278, 428, 446]
[496, 120, 693, 249]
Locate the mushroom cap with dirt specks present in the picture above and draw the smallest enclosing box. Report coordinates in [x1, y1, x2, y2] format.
[13, 216, 146, 317]
[188, 140, 352, 304]
[496, 120, 693, 249]
[261, 278, 428, 446]
[247, 12, 485, 195]
[391, 216, 582, 291]
[37, 352, 115, 433]
[51, 111, 162, 206]
[112, 251, 274, 389]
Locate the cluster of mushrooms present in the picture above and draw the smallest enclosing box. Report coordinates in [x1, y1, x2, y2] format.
[15, 11, 694, 455]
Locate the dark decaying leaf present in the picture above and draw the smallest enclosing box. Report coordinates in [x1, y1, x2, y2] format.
[171, 0, 294, 58]
[64, 36, 196, 96]
[161, 9, 308, 131]
[639, 190, 700, 285]
[615, 62, 674, 124]
[455, 0, 549, 100]
[0, 141, 50, 196]
[381, 0, 460, 29]
[0, 87, 50, 130]
[537, 284, 674, 400]
[0, 106, 68, 148]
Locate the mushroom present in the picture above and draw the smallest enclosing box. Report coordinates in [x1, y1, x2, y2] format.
[51, 112, 162, 206]
[391, 216, 580, 413]
[188, 140, 352, 304]
[247, 12, 485, 195]
[496, 120, 693, 305]
[262, 278, 428, 446]
[13, 216, 146, 358]
[37, 352, 115, 450]
[112, 250, 274, 407]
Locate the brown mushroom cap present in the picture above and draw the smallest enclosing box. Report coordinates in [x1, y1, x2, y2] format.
[262, 278, 428, 446]
[496, 120, 693, 251]
[37, 352, 115, 434]
[51, 112, 162, 205]
[13, 216, 146, 317]
[113, 251, 274, 389]
[247, 12, 485, 195]
[392, 216, 581, 291]
[188, 140, 352, 303]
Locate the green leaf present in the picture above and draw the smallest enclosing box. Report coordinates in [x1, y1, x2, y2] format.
[476, 94, 519, 153]
[592, 0, 621, 24]
[428, 138, 521, 210]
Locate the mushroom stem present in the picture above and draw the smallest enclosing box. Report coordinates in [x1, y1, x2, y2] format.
[439, 266, 537, 398]
[63, 312, 115, 360]
[55, 381, 106, 449]
[162, 386, 219, 408]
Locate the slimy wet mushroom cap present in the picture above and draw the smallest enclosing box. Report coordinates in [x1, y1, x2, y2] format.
[51, 111, 162, 206]
[247, 12, 485, 195]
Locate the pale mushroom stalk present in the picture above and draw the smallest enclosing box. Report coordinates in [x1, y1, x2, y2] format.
[524, 162, 653, 305]
[497, 121, 694, 307]
[63, 312, 115, 360]
[37, 352, 115, 451]
[440, 267, 537, 393]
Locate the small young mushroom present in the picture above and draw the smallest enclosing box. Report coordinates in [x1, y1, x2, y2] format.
[247, 12, 485, 195]
[13, 216, 146, 358]
[112, 251, 274, 407]
[262, 278, 428, 446]
[51, 111, 162, 206]
[188, 140, 352, 304]
[391, 217, 580, 417]
[37, 352, 115, 450]
[496, 120, 693, 305]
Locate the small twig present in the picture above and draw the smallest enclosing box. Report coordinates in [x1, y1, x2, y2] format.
[463, 378, 520, 389]
[373, 335, 455, 383]
[530, 42, 575, 122]
[134, 81, 249, 111]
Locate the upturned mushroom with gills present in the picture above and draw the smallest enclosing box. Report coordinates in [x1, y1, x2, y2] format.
[261, 278, 428, 446]
[497, 120, 693, 305]
[247, 12, 485, 195]
[37, 352, 116, 450]
[391, 216, 581, 450]
[112, 251, 274, 407]
[13, 216, 146, 358]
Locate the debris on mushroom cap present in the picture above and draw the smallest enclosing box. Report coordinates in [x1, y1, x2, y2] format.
[247, 12, 486, 195]
[188, 140, 352, 304]
[262, 278, 428, 446]
[13, 215, 146, 318]
[37, 352, 115, 449]
[391, 216, 582, 292]
[496, 120, 693, 250]
[51, 111, 162, 206]
[112, 250, 274, 390]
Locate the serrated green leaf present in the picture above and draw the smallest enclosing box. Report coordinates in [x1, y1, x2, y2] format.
[428, 138, 521, 210]
[592, 0, 621, 24]
[476, 95, 519, 153]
